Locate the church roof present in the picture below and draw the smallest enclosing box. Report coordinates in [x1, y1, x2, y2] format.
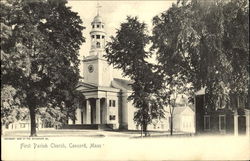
[173, 106, 194, 115]
[76, 81, 98, 90]
[111, 78, 133, 91]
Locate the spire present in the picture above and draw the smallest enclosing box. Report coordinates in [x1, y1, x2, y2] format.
[97, 2, 102, 16]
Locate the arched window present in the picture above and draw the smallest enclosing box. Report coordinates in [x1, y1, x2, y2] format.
[96, 42, 100, 48]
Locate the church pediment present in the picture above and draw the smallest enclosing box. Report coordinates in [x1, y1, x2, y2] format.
[76, 82, 98, 91]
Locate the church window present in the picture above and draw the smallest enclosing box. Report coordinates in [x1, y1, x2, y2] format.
[92, 25, 95, 28]
[92, 35, 95, 39]
[102, 25, 104, 28]
[109, 100, 112, 107]
[109, 100, 116, 107]
[109, 115, 116, 120]
[96, 42, 100, 48]
[96, 35, 100, 39]
[102, 36, 105, 39]
[97, 25, 100, 28]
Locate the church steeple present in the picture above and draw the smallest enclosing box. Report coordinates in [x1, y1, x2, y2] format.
[89, 3, 106, 57]
[83, 4, 113, 87]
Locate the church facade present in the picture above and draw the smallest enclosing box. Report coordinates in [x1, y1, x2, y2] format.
[67, 13, 137, 130]
[67, 12, 195, 132]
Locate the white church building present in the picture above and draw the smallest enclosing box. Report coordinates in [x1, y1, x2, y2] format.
[67, 10, 195, 132]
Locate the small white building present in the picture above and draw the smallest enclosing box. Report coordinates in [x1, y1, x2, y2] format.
[4, 118, 43, 131]
[147, 105, 195, 133]
[5, 120, 30, 130]
[172, 106, 195, 133]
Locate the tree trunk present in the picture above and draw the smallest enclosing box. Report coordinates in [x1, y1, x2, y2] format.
[143, 123, 148, 136]
[141, 124, 143, 137]
[1, 124, 3, 136]
[170, 115, 173, 136]
[29, 107, 37, 137]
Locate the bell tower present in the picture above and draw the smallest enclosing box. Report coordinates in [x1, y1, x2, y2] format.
[82, 4, 113, 87]
[89, 4, 106, 57]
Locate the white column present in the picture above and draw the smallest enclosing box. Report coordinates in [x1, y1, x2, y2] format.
[75, 108, 81, 124]
[245, 110, 250, 136]
[96, 98, 101, 124]
[234, 111, 238, 136]
[86, 99, 91, 124]
[106, 99, 110, 124]
[122, 93, 128, 129]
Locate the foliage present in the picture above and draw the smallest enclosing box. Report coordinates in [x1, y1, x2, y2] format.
[106, 16, 164, 136]
[1, 0, 85, 136]
[37, 106, 65, 128]
[1, 85, 28, 127]
[151, 0, 249, 110]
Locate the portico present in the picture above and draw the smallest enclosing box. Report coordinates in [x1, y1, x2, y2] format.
[75, 98, 105, 124]
[68, 82, 120, 129]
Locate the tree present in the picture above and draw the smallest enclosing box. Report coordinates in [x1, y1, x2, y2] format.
[106, 16, 163, 136]
[0, 12, 29, 134]
[151, 0, 249, 112]
[1, 0, 85, 136]
[222, 0, 249, 109]
[156, 74, 189, 135]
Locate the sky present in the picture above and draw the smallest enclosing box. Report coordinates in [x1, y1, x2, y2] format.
[67, 0, 176, 77]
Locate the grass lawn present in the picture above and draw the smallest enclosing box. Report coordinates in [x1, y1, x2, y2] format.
[2, 128, 195, 138]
